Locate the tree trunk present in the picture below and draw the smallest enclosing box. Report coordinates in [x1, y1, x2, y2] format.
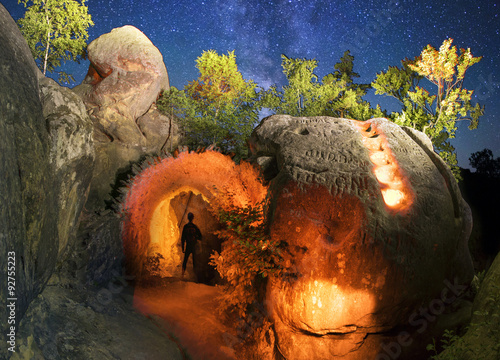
[43, 3, 50, 75]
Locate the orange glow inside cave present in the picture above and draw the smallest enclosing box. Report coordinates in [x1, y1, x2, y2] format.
[353, 120, 414, 212]
[120, 150, 267, 278]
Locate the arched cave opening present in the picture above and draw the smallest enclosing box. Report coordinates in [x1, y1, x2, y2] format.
[120, 150, 268, 285]
[145, 189, 222, 284]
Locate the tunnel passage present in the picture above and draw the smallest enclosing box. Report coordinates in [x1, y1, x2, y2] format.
[148, 190, 222, 282]
[120, 150, 267, 282]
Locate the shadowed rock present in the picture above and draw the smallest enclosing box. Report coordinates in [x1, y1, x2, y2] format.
[435, 252, 500, 360]
[0, 3, 56, 344]
[0, 3, 94, 350]
[39, 76, 95, 259]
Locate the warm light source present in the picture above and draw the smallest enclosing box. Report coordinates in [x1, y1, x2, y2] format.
[353, 120, 414, 212]
[381, 188, 405, 207]
[120, 150, 267, 277]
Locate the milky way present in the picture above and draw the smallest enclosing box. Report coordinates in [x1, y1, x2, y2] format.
[3, 0, 499, 168]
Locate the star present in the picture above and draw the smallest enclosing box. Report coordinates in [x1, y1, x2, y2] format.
[3, 0, 499, 167]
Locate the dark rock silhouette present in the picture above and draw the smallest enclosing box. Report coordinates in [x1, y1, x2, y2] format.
[435, 251, 500, 360]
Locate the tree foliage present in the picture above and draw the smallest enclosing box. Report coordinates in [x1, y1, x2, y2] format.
[469, 149, 500, 178]
[17, 0, 93, 83]
[209, 200, 287, 319]
[262, 51, 384, 120]
[372, 38, 484, 178]
[158, 50, 261, 160]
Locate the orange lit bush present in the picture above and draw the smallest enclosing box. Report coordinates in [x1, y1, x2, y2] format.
[210, 199, 288, 319]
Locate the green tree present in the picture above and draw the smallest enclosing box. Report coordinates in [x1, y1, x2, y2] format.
[17, 0, 93, 83]
[158, 50, 261, 159]
[372, 38, 484, 178]
[469, 149, 500, 178]
[262, 51, 384, 120]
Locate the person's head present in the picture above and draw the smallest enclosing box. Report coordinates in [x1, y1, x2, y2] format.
[187, 212, 194, 222]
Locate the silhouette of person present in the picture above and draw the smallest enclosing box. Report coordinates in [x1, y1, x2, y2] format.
[181, 212, 202, 277]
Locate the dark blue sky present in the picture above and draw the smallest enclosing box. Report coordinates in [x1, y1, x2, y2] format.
[3, 0, 499, 169]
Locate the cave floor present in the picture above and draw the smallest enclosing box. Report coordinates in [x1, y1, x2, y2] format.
[133, 277, 238, 360]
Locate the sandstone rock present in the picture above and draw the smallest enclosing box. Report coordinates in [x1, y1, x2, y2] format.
[0, 5, 95, 350]
[249, 115, 474, 359]
[47, 210, 124, 288]
[77, 25, 169, 146]
[39, 76, 95, 259]
[137, 104, 180, 153]
[84, 142, 147, 211]
[73, 25, 180, 211]
[0, 3, 58, 346]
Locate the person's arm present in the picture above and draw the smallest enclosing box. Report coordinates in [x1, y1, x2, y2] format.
[196, 226, 202, 241]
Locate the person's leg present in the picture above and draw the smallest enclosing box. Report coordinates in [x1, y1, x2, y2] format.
[182, 251, 190, 276]
[192, 249, 196, 271]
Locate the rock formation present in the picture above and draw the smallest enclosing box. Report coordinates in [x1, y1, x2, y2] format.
[0, 2, 94, 350]
[74, 25, 179, 210]
[249, 115, 475, 359]
[39, 76, 95, 259]
[0, 7, 189, 358]
[435, 252, 500, 360]
[75, 25, 169, 145]
[0, 3, 55, 345]
[1, 3, 494, 357]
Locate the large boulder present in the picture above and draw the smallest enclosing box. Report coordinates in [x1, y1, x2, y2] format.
[0, 4, 94, 351]
[75, 25, 169, 146]
[0, 3, 58, 348]
[249, 115, 474, 359]
[74, 25, 178, 210]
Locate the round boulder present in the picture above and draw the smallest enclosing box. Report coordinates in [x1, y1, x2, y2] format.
[79, 25, 169, 145]
[249, 115, 474, 359]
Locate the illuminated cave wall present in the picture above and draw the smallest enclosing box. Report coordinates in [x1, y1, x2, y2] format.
[148, 190, 221, 280]
[121, 150, 267, 279]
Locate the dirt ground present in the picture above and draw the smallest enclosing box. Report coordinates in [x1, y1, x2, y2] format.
[133, 278, 239, 360]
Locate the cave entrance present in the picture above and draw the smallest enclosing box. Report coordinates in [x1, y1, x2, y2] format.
[146, 187, 221, 284]
[121, 151, 268, 284]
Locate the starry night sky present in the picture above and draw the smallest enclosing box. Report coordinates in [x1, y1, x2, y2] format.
[3, 0, 499, 169]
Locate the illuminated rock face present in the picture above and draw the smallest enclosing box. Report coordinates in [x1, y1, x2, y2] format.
[121, 151, 267, 280]
[79, 25, 169, 146]
[75, 25, 178, 210]
[249, 115, 474, 359]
